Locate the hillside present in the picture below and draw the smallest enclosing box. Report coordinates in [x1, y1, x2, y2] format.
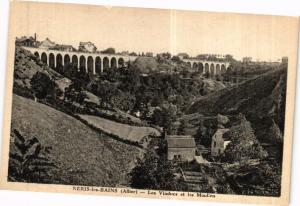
[187, 68, 287, 143]
[10, 94, 142, 186]
[78, 114, 160, 143]
[188, 68, 286, 115]
[132, 56, 190, 74]
[132, 57, 159, 73]
[201, 78, 227, 94]
[13, 47, 62, 91]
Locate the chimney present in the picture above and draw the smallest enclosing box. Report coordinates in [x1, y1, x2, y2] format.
[34, 33, 37, 41]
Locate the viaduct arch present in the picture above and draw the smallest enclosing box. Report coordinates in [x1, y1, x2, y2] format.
[26, 46, 231, 76]
[182, 59, 230, 76]
[25, 47, 137, 75]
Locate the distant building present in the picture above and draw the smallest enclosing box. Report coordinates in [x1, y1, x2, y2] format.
[39, 38, 56, 49]
[167, 135, 196, 161]
[211, 128, 230, 157]
[51, 44, 76, 52]
[15, 34, 37, 47]
[79, 41, 97, 53]
[177, 53, 189, 59]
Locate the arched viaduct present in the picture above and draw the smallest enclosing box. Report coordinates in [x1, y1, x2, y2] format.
[23, 46, 138, 74]
[182, 59, 231, 76]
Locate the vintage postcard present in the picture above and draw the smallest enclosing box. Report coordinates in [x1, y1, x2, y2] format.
[0, 1, 299, 205]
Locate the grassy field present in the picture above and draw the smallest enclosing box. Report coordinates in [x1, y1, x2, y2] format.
[10, 94, 143, 187]
[78, 115, 160, 143]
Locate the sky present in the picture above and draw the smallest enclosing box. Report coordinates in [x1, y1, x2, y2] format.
[10, 1, 299, 61]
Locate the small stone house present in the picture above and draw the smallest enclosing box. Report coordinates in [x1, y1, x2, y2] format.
[211, 128, 230, 157]
[167, 135, 196, 162]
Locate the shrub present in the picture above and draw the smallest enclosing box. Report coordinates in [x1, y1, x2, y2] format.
[30, 71, 62, 100]
[8, 129, 60, 183]
[129, 150, 187, 191]
[223, 117, 268, 163]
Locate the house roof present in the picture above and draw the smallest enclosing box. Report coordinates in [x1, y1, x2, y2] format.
[167, 136, 196, 148]
[167, 135, 192, 139]
[42, 38, 55, 44]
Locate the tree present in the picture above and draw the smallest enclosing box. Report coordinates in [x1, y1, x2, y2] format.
[129, 52, 138, 56]
[204, 71, 211, 78]
[225, 54, 234, 62]
[30, 72, 61, 100]
[129, 150, 186, 191]
[171, 55, 182, 63]
[101, 47, 116, 54]
[120, 67, 141, 93]
[216, 74, 223, 81]
[63, 63, 80, 80]
[151, 106, 176, 134]
[177, 119, 188, 135]
[96, 82, 118, 108]
[223, 117, 268, 163]
[110, 91, 136, 111]
[64, 81, 87, 107]
[161, 52, 171, 59]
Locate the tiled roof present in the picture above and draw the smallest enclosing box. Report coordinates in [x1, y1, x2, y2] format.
[167, 136, 196, 148]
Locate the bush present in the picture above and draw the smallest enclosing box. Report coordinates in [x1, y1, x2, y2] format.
[223, 117, 268, 163]
[30, 71, 62, 100]
[129, 150, 187, 191]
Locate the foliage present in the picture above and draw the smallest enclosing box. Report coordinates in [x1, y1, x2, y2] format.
[156, 52, 171, 63]
[30, 72, 62, 100]
[225, 160, 282, 196]
[8, 129, 59, 183]
[95, 81, 118, 108]
[86, 65, 206, 117]
[129, 52, 138, 56]
[223, 116, 268, 163]
[110, 91, 136, 111]
[171, 55, 182, 64]
[150, 106, 176, 133]
[129, 150, 186, 191]
[64, 81, 87, 108]
[63, 63, 81, 80]
[177, 119, 188, 135]
[101, 47, 116, 54]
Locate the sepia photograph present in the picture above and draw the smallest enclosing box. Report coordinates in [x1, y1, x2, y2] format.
[0, 1, 299, 205]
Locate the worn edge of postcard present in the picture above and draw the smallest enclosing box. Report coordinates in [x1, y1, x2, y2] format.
[0, 1, 299, 205]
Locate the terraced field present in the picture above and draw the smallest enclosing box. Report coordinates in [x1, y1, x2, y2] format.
[79, 114, 161, 143]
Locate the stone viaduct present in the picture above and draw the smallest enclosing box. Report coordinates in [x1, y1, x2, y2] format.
[182, 59, 230, 76]
[23, 46, 230, 76]
[23, 46, 138, 74]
